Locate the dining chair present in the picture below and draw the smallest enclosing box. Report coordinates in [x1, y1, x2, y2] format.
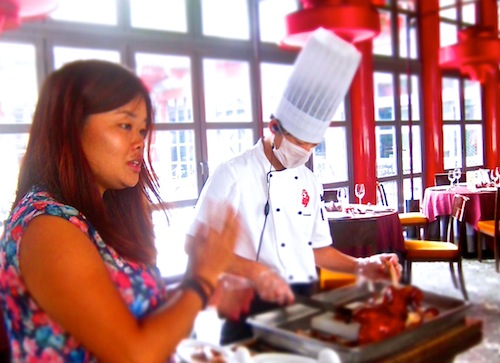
[322, 188, 339, 203]
[376, 181, 427, 239]
[403, 194, 470, 300]
[476, 187, 500, 273]
[317, 268, 356, 291]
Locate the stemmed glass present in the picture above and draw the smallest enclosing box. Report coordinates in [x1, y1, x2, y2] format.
[337, 187, 348, 208]
[354, 183, 365, 205]
[490, 167, 500, 186]
[447, 169, 456, 187]
[453, 168, 462, 185]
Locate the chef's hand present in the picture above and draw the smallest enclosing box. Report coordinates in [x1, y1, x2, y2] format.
[210, 274, 255, 321]
[254, 269, 295, 305]
[356, 253, 402, 282]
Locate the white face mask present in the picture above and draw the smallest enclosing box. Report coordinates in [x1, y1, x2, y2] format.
[273, 135, 312, 169]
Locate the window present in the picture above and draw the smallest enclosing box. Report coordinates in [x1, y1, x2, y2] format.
[203, 59, 252, 123]
[373, 10, 393, 56]
[314, 108, 349, 184]
[0, 42, 38, 234]
[259, 0, 298, 44]
[50, 0, 117, 25]
[440, 22, 458, 47]
[130, 0, 187, 32]
[399, 13, 418, 59]
[53, 47, 120, 69]
[374, 72, 395, 121]
[0, 42, 38, 125]
[201, 0, 249, 40]
[442, 76, 483, 170]
[313, 127, 349, 184]
[135, 53, 193, 124]
[206, 129, 254, 173]
[0, 134, 29, 234]
[442, 77, 461, 120]
[260, 62, 293, 121]
[443, 124, 462, 169]
[439, 0, 457, 21]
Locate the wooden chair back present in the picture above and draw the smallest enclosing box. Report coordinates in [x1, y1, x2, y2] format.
[493, 187, 500, 270]
[493, 187, 500, 240]
[323, 188, 339, 203]
[376, 182, 388, 206]
[476, 187, 500, 272]
[445, 194, 469, 248]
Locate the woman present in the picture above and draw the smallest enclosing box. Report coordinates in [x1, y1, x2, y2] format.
[0, 60, 239, 362]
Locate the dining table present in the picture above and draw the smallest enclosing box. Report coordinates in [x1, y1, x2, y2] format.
[326, 204, 405, 258]
[422, 184, 497, 255]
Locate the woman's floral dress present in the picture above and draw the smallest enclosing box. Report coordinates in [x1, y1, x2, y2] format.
[0, 187, 168, 362]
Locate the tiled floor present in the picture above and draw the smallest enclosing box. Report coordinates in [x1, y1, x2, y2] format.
[192, 258, 500, 362]
[411, 258, 500, 363]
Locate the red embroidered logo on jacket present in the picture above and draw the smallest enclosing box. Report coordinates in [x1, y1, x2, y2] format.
[302, 189, 310, 207]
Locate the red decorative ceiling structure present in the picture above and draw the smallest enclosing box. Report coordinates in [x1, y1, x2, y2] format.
[439, 25, 500, 83]
[0, 0, 58, 32]
[281, 0, 381, 48]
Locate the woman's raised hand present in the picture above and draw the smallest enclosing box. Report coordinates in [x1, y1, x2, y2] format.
[185, 203, 240, 287]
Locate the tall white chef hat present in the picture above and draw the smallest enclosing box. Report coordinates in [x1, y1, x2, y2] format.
[274, 28, 362, 143]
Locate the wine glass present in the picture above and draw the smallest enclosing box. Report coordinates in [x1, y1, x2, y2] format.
[447, 169, 455, 187]
[354, 183, 365, 204]
[491, 167, 500, 187]
[337, 187, 348, 208]
[453, 168, 462, 186]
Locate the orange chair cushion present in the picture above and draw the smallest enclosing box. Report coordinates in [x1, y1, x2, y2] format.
[399, 212, 427, 225]
[319, 269, 356, 290]
[477, 220, 496, 237]
[404, 239, 458, 259]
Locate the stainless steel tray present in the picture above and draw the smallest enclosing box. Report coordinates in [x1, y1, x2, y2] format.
[247, 283, 471, 362]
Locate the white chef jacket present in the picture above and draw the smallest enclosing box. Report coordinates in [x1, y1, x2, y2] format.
[189, 139, 333, 283]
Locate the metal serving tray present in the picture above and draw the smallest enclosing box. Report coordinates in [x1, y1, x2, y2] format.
[247, 283, 471, 362]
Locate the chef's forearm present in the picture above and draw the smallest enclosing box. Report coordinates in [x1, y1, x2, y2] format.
[226, 254, 270, 283]
[313, 246, 358, 274]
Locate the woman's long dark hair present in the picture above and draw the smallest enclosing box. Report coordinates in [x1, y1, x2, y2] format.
[15, 60, 164, 265]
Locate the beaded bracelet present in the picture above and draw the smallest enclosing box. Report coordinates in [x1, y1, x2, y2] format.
[181, 278, 210, 309]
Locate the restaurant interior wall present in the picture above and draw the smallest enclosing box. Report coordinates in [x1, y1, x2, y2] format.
[0, 0, 493, 279]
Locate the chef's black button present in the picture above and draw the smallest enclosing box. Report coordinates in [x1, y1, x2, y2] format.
[309, 275, 314, 281]
[281, 243, 286, 247]
[294, 176, 298, 179]
[298, 211, 302, 215]
[289, 275, 294, 280]
[276, 208, 280, 212]
[308, 241, 312, 246]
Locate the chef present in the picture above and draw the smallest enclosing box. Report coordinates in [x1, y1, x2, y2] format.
[186, 28, 402, 344]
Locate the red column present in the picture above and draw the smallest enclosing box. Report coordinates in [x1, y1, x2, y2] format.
[477, 0, 500, 168]
[418, 0, 443, 188]
[483, 71, 500, 168]
[350, 40, 377, 204]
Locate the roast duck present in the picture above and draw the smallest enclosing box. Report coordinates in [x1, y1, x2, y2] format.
[349, 285, 439, 345]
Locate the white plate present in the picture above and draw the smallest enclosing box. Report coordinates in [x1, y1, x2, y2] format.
[430, 185, 450, 191]
[326, 212, 352, 220]
[371, 208, 394, 214]
[252, 353, 316, 363]
[176, 339, 232, 363]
